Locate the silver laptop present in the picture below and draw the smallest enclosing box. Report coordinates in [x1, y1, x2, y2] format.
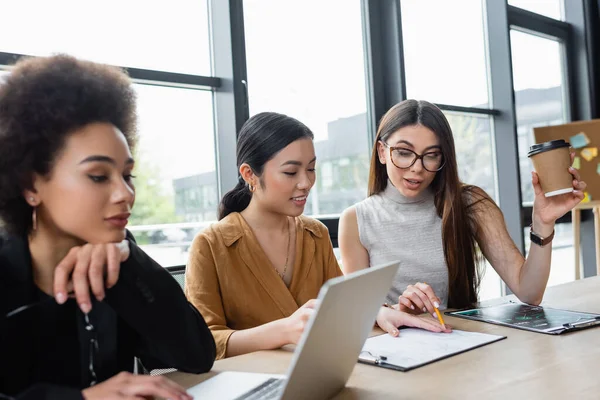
[188, 262, 400, 400]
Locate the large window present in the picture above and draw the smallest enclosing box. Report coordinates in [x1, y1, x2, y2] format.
[0, 0, 211, 75]
[243, 0, 370, 216]
[0, 1, 594, 283]
[507, 4, 581, 288]
[401, 0, 490, 108]
[511, 30, 568, 205]
[129, 85, 217, 267]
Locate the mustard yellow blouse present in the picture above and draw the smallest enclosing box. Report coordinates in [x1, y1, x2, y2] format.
[184, 212, 342, 359]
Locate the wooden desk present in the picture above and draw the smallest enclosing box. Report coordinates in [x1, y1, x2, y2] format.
[170, 277, 600, 399]
[572, 200, 600, 279]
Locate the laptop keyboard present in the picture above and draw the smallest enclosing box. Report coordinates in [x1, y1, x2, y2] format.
[234, 377, 285, 400]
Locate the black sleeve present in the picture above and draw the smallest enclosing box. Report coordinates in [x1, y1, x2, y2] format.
[2, 384, 83, 400]
[0, 238, 84, 400]
[104, 237, 216, 373]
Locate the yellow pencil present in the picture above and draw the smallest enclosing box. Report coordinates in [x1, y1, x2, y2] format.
[420, 282, 446, 329]
[434, 307, 446, 329]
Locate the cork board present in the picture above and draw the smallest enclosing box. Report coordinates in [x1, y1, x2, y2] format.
[533, 119, 600, 201]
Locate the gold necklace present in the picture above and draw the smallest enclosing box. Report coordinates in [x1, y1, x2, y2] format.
[278, 218, 291, 280]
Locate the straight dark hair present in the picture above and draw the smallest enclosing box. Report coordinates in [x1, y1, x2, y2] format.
[218, 112, 314, 220]
[368, 100, 497, 308]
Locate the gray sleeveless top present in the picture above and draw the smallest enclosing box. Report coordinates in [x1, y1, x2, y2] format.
[355, 180, 449, 307]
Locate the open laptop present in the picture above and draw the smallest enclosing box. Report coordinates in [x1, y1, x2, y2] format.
[187, 261, 400, 400]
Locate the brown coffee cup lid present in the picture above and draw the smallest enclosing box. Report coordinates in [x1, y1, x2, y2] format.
[528, 139, 570, 157]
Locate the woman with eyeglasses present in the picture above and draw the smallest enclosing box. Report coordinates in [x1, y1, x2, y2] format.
[0, 55, 215, 400]
[339, 100, 585, 332]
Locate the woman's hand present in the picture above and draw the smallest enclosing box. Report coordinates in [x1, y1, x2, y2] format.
[54, 241, 130, 313]
[282, 299, 318, 345]
[398, 282, 442, 316]
[376, 306, 451, 337]
[531, 152, 586, 234]
[82, 371, 192, 400]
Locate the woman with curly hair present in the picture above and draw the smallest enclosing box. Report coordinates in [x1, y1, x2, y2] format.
[0, 55, 215, 400]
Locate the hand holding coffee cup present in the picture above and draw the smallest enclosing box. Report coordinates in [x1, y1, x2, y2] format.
[528, 140, 575, 197]
[528, 139, 586, 227]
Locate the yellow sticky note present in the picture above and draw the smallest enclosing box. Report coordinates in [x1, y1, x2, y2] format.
[572, 156, 581, 169]
[582, 192, 592, 203]
[581, 147, 598, 162]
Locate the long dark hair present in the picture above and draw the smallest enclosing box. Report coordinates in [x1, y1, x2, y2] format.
[218, 112, 314, 220]
[368, 100, 496, 308]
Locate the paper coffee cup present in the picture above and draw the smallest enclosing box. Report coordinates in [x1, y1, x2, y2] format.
[528, 139, 573, 197]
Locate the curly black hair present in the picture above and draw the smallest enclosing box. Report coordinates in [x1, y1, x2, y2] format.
[0, 54, 138, 236]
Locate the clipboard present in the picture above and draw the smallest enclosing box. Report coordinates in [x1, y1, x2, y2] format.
[357, 328, 506, 372]
[446, 302, 600, 335]
[358, 351, 408, 372]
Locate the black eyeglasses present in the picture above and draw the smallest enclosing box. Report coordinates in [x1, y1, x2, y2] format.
[5, 294, 99, 387]
[380, 141, 445, 172]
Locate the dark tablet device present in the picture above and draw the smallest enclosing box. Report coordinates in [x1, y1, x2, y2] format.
[446, 302, 600, 335]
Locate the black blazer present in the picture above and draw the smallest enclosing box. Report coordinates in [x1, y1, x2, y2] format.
[0, 234, 216, 400]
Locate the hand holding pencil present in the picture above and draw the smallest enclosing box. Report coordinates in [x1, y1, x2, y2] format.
[398, 282, 443, 316]
[395, 282, 451, 332]
[376, 305, 451, 337]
